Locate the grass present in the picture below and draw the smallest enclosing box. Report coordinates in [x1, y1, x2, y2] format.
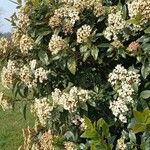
[0, 79, 34, 150]
[0, 104, 34, 150]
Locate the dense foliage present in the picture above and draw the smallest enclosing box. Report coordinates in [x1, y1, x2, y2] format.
[0, 0, 150, 149]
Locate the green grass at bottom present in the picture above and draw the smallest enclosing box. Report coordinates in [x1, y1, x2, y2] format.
[0, 104, 34, 150]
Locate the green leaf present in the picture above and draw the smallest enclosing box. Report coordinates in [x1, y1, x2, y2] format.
[80, 102, 88, 111]
[80, 45, 88, 53]
[81, 128, 99, 139]
[22, 103, 27, 120]
[31, 0, 41, 7]
[17, 0, 22, 4]
[64, 131, 75, 141]
[83, 116, 93, 129]
[122, 4, 127, 19]
[9, 0, 19, 5]
[141, 64, 150, 79]
[19, 84, 28, 98]
[128, 13, 142, 25]
[97, 118, 109, 138]
[67, 57, 77, 75]
[38, 50, 49, 65]
[91, 46, 99, 60]
[132, 123, 146, 134]
[140, 90, 150, 99]
[91, 144, 96, 150]
[129, 131, 136, 143]
[133, 110, 145, 123]
[83, 51, 90, 62]
[144, 27, 150, 33]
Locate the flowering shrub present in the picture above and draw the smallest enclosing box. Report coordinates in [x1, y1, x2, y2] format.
[0, 0, 150, 149]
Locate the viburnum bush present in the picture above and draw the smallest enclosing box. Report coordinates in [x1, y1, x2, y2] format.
[0, 0, 150, 149]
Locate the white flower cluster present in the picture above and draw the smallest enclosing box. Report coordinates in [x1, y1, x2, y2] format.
[19, 65, 34, 88]
[1, 60, 18, 89]
[0, 37, 10, 54]
[20, 34, 34, 55]
[50, 0, 104, 32]
[93, 1, 104, 17]
[40, 130, 54, 150]
[116, 137, 127, 150]
[104, 11, 126, 41]
[127, 41, 140, 54]
[12, 29, 22, 46]
[48, 34, 67, 55]
[19, 61, 49, 88]
[64, 141, 77, 150]
[128, 0, 150, 24]
[34, 67, 49, 83]
[31, 97, 53, 126]
[52, 86, 91, 112]
[49, 5, 80, 34]
[77, 25, 92, 43]
[61, 0, 104, 14]
[18, 5, 31, 32]
[72, 115, 87, 131]
[29, 59, 37, 72]
[108, 64, 140, 123]
[0, 92, 12, 111]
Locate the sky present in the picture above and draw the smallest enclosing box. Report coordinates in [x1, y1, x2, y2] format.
[0, 0, 17, 33]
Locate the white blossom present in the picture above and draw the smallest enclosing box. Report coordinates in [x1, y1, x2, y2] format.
[19, 65, 35, 88]
[51, 86, 91, 112]
[31, 97, 53, 126]
[116, 137, 127, 150]
[104, 11, 126, 41]
[0, 92, 12, 111]
[0, 37, 10, 54]
[1, 60, 18, 89]
[20, 34, 34, 55]
[77, 25, 92, 43]
[108, 64, 140, 123]
[29, 60, 37, 72]
[34, 67, 49, 83]
[48, 34, 67, 55]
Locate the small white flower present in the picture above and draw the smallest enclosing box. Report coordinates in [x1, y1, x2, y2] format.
[77, 25, 92, 43]
[108, 64, 140, 122]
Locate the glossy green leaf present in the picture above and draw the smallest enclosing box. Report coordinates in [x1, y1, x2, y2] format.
[132, 123, 146, 134]
[140, 90, 150, 99]
[38, 50, 49, 65]
[67, 57, 77, 75]
[91, 46, 99, 60]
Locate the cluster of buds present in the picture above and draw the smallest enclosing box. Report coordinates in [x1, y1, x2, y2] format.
[116, 137, 127, 150]
[0, 92, 12, 111]
[64, 141, 77, 150]
[11, 29, 22, 46]
[127, 41, 140, 54]
[19, 65, 35, 88]
[128, 0, 150, 25]
[104, 10, 126, 41]
[49, 6, 80, 34]
[1, 60, 18, 89]
[31, 97, 53, 126]
[77, 25, 92, 43]
[20, 34, 34, 55]
[0, 37, 10, 54]
[108, 64, 140, 123]
[17, 5, 31, 33]
[48, 34, 67, 55]
[52, 86, 91, 112]
[72, 115, 87, 131]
